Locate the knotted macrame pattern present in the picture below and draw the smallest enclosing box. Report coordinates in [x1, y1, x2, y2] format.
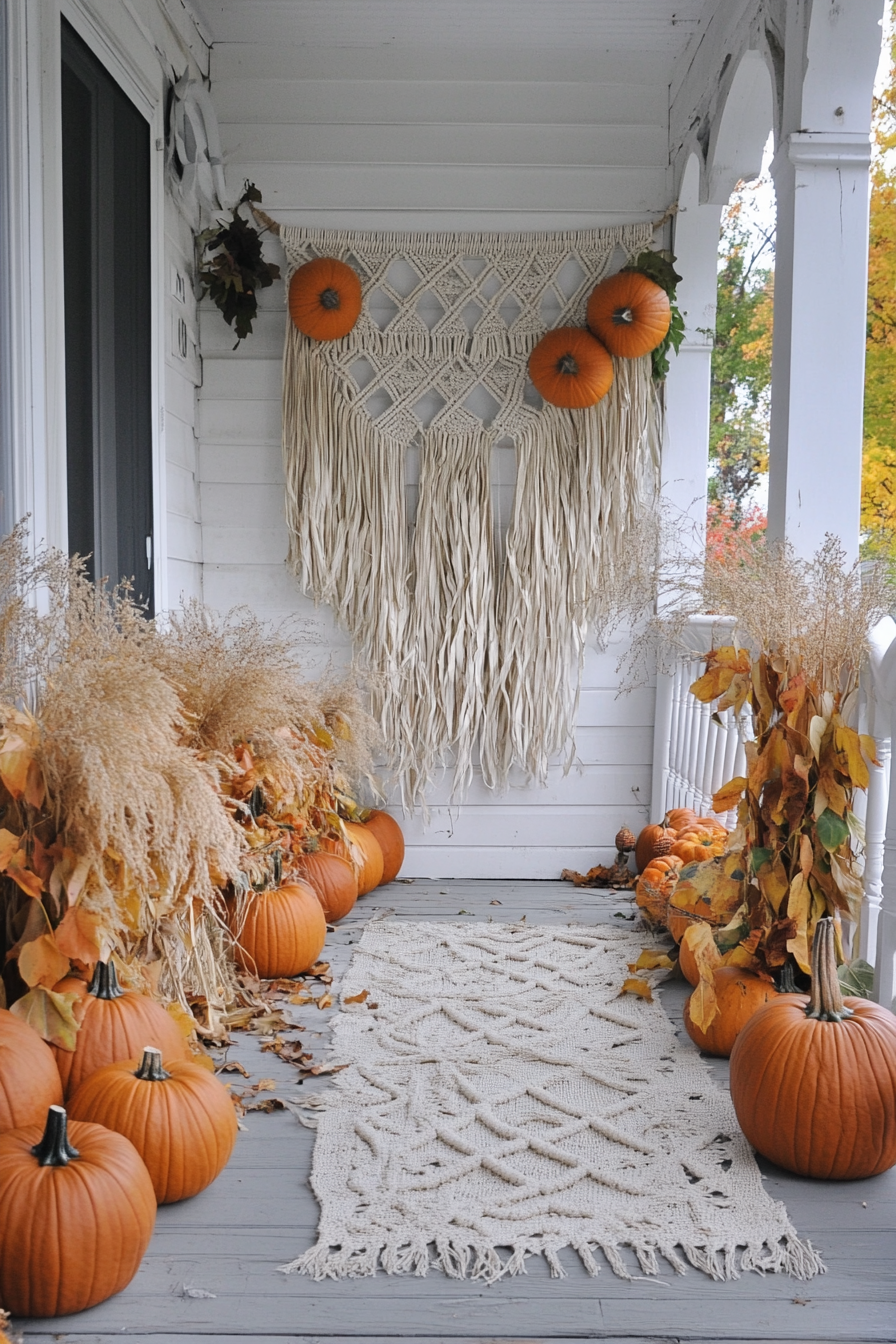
[279, 224, 661, 803]
[283, 920, 823, 1284]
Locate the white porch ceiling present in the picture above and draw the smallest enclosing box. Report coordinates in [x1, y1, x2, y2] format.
[188, 0, 706, 55]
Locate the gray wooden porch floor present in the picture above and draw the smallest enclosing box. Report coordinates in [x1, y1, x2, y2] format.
[16, 881, 896, 1344]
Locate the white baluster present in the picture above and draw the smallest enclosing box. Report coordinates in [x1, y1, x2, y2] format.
[651, 662, 675, 826]
[868, 618, 896, 1008]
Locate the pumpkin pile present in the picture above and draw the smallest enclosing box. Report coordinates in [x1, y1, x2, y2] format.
[0, 974, 238, 1316]
[528, 249, 683, 407]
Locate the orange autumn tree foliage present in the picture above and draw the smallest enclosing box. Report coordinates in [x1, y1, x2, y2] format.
[863, 1, 896, 557]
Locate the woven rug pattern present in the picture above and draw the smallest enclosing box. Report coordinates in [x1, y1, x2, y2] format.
[285, 921, 823, 1283]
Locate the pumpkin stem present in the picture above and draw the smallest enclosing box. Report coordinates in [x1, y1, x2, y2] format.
[556, 353, 579, 376]
[612, 306, 635, 325]
[319, 287, 341, 311]
[805, 918, 852, 1021]
[775, 961, 799, 994]
[31, 1105, 80, 1167]
[88, 959, 125, 1001]
[135, 1047, 171, 1082]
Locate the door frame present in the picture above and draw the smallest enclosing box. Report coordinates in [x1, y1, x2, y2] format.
[2, 0, 168, 611]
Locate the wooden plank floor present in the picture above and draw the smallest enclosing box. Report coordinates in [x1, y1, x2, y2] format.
[15, 881, 896, 1344]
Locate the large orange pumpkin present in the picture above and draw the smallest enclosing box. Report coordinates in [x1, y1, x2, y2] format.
[69, 1047, 237, 1204]
[634, 855, 683, 925]
[684, 967, 778, 1057]
[297, 851, 358, 922]
[664, 807, 699, 831]
[363, 810, 405, 884]
[0, 1105, 156, 1316]
[634, 823, 676, 874]
[289, 258, 362, 340]
[730, 919, 896, 1179]
[528, 327, 613, 408]
[0, 1008, 63, 1132]
[51, 961, 189, 1099]
[586, 270, 671, 358]
[344, 821, 384, 895]
[230, 881, 326, 978]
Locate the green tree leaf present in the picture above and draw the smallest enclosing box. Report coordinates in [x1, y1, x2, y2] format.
[816, 808, 850, 854]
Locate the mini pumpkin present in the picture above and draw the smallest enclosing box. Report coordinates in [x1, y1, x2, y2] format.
[0, 1008, 63, 1133]
[51, 960, 190, 1099]
[289, 257, 362, 340]
[0, 1104, 156, 1316]
[363, 810, 405, 884]
[586, 270, 671, 359]
[670, 830, 726, 865]
[634, 855, 683, 925]
[69, 1047, 237, 1204]
[528, 327, 613, 408]
[634, 823, 677, 874]
[297, 850, 358, 922]
[229, 881, 326, 979]
[730, 919, 896, 1179]
[684, 967, 778, 1057]
[344, 821, 385, 895]
[664, 807, 699, 831]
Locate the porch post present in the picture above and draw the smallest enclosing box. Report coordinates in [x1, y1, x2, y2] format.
[766, 0, 884, 562]
[650, 157, 722, 825]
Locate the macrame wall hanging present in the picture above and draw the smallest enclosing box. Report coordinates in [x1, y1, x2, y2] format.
[277, 223, 661, 806]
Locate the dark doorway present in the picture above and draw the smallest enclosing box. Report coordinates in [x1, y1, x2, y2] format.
[61, 18, 154, 612]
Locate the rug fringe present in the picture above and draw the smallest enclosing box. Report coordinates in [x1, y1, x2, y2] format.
[280, 1233, 826, 1284]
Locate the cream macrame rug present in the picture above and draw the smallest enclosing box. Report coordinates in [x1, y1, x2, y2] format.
[283, 921, 824, 1284]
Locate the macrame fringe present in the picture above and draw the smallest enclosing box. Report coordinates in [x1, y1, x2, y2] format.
[280, 1232, 825, 1285]
[281, 220, 653, 262]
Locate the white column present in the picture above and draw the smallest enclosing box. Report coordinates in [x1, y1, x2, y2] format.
[661, 154, 722, 547]
[767, 133, 872, 561]
[766, 0, 884, 562]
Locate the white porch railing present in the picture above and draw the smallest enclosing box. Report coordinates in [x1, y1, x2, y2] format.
[651, 614, 896, 1009]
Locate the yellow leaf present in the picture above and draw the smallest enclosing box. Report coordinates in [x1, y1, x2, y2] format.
[9, 986, 81, 1050]
[687, 971, 720, 1032]
[860, 733, 880, 768]
[166, 1001, 197, 1040]
[723, 945, 756, 969]
[188, 1049, 216, 1072]
[18, 933, 70, 989]
[256, 1078, 277, 1092]
[0, 740, 32, 798]
[712, 646, 751, 672]
[628, 950, 674, 971]
[834, 725, 870, 790]
[6, 851, 42, 898]
[757, 855, 790, 915]
[54, 906, 102, 964]
[289, 992, 313, 1005]
[681, 921, 722, 977]
[316, 992, 334, 1010]
[712, 776, 747, 814]
[786, 873, 812, 973]
[690, 666, 735, 703]
[618, 977, 653, 1002]
[0, 827, 21, 869]
[344, 989, 370, 1003]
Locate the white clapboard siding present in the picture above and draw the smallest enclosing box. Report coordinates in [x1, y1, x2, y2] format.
[196, 29, 665, 874]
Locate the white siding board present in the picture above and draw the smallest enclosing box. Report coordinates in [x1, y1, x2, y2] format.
[210, 44, 674, 86]
[199, 481, 285, 529]
[396, 805, 643, 848]
[221, 163, 671, 216]
[166, 557, 203, 605]
[166, 462, 201, 521]
[199, 397, 282, 443]
[200, 443, 284, 484]
[165, 510, 203, 566]
[222, 123, 668, 169]
[202, 357, 281, 401]
[202, 524, 290, 566]
[213, 79, 669, 128]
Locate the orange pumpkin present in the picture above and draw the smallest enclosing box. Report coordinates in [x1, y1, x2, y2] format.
[69, 1047, 237, 1204]
[297, 851, 358, 922]
[634, 823, 676, 874]
[670, 830, 726, 865]
[730, 919, 896, 1179]
[230, 881, 326, 979]
[528, 327, 613, 408]
[0, 1008, 63, 1133]
[664, 807, 698, 831]
[363, 810, 405, 884]
[0, 1105, 156, 1316]
[289, 257, 362, 340]
[586, 270, 671, 359]
[634, 855, 683, 925]
[344, 821, 385, 895]
[684, 968, 778, 1057]
[51, 961, 190, 1099]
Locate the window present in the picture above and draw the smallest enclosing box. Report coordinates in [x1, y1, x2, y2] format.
[61, 18, 153, 612]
